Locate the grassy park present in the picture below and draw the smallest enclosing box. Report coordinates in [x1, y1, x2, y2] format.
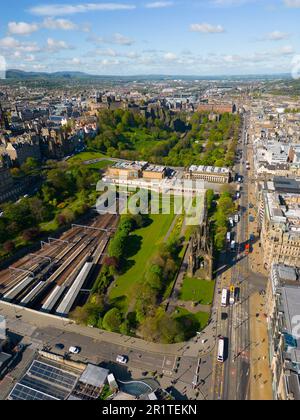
[173, 307, 210, 336]
[109, 212, 175, 307]
[179, 277, 215, 305]
[68, 151, 108, 163]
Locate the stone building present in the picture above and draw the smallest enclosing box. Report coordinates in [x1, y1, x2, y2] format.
[0, 163, 14, 202]
[260, 191, 300, 269]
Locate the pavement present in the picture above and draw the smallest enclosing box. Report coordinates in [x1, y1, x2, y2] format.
[249, 292, 273, 400]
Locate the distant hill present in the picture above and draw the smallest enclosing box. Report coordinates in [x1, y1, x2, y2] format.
[5, 69, 291, 82]
[6, 69, 99, 80]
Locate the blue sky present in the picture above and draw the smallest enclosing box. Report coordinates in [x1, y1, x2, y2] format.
[0, 0, 299, 75]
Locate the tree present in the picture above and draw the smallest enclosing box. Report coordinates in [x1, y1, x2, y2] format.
[102, 308, 122, 332]
[22, 227, 40, 242]
[3, 240, 15, 254]
[70, 306, 90, 325]
[29, 197, 48, 223]
[21, 157, 39, 174]
[56, 209, 75, 226]
[139, 311, 184, 344]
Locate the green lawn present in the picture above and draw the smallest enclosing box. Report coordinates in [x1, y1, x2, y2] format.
[86, 160, 113, 170]
[180, 277, 215, 305]
[173, 307, 210, 335]
[69, 151, 108, 163]
[109, 213, 175, 308]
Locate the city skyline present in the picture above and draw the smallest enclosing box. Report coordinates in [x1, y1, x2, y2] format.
[0, 0, 300, 76]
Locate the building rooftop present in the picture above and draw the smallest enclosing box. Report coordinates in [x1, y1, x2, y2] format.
[274, 177, 300, 194]
[112, 161, 148, 171]
[0, 352, 11, 368]
[79, 364, 109, 388]
[281, 286, 300, 364]
[143, 164, 166, 173]
[189, 165, 230, 174]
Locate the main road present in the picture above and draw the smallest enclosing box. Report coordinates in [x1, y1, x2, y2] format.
[212, 111, 252, 400]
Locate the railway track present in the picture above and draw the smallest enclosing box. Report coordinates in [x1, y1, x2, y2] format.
[0, 213, 119, 310]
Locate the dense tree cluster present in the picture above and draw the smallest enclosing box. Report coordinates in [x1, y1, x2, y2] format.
[0, 160, 99, 258]
[87, 109, 240, 167]
[207, 189, 236, 252]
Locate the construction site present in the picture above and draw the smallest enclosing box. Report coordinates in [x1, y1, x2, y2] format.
[0, 213, 118, 317]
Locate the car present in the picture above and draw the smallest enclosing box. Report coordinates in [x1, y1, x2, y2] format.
[55, 343, 65, 350]
[69, 346, 80, 354]
[221, 313, 228, 321]
[116, 355, 128, 365]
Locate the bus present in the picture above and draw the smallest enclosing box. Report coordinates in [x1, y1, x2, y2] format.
[221, 289, 228, 307]
[217, 338, 225, 363]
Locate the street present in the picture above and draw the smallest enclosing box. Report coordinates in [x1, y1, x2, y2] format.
[212, 111, 257, 400]
[0, 301, 213, 400]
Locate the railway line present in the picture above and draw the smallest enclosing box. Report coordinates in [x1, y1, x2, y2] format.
[0, 213, 118, 316]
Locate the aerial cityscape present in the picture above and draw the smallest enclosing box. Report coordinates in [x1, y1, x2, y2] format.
[0, 0, 300, 405]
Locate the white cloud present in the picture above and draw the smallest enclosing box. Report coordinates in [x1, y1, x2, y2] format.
[190, 23, 225, 33]
[47, 38, 72, 51]
[265, 31, 290, 41]
[100, 58, 121, 66]
[95, 48, 139, 59]
[164, 52, 177, 61]
[284, 0, 300, 7]
[277, 45, 294, 55]
[0, 37, 41, 55]
[145, 1, 174, 8]
[43, 18, 78, 30]
[29, 3, 136, 17]
[24, 54, 36, 62]
[0, 36, 20, 49]
[70, 57, 82, 65]
[8, 21, 39, 35]
[87, 33, 134, 46]
[112, 33, 134, 46]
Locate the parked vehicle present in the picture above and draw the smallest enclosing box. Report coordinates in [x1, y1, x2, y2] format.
[245, 244, 250, 255]
[116, 355, 128, 365]
[69, 346, 80, 354]
[55, 343, 64, 350]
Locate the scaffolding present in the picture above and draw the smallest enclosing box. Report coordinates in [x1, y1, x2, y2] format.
[29, 254, 52, 264]
[48, 238, 70, 245]
[9, 266, 34, 279]
[71, 224, 110, 233]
